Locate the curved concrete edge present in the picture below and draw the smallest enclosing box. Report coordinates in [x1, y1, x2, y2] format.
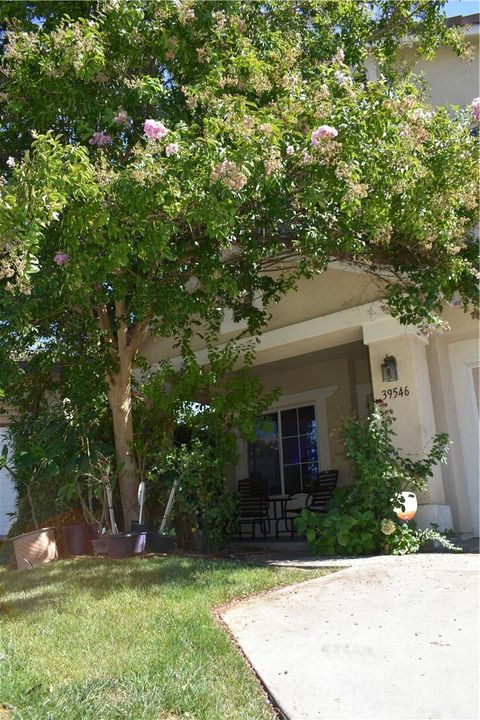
[221, 555, 480, 720]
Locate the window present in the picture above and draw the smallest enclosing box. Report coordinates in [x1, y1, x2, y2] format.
[248, 404, 319, 495]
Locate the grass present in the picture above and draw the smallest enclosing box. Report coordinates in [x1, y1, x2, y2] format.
[0, 556, 333, 720]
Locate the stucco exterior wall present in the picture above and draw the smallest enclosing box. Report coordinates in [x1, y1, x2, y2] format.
[398, 35, 479, 108]
[264, 270, 384, 333]
[427, 308, 480, 535]
[140, 268, 385, 367]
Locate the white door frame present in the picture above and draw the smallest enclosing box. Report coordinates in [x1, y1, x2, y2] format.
[236, 385, 339, 488]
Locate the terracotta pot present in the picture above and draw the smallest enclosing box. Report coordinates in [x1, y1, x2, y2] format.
[11, 527, 58, 570]
[103, 532, 146, 559]
[62, 524, 93, 556]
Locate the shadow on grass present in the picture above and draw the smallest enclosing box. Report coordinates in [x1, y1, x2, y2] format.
[2, 555, 277, 617]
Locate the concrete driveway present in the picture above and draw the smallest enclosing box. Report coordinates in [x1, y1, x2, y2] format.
[221, 555, 479, 720]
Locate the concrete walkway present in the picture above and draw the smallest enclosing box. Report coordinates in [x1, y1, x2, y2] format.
[221, 555, 479, 720]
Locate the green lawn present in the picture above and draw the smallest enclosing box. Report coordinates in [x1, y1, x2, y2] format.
[0, 556, 332, 720]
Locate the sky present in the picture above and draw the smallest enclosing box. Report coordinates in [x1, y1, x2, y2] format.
[443, 1, 479, 17]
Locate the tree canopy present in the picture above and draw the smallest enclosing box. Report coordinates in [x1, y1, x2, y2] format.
[0, 0, 478, 523]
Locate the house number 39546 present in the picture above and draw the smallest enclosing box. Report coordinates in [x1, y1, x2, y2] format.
[382, 386, 409, 400]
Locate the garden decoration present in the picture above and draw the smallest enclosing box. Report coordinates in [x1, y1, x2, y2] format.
[0, 1, 477, 532]
[393, 492, 418, 522]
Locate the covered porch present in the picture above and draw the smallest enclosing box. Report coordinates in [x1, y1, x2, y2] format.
[231, 300, 455, 537]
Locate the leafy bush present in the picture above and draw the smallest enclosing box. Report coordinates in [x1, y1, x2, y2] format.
[158, 438, 238, 554]
[296, 404, 457, 556]
[132, 356, 279, 552]
[3, 402, 115, 535]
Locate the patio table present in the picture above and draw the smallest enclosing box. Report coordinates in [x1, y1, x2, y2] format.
[268, 495, 289, 524]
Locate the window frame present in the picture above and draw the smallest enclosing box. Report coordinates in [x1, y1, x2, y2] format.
[237, 385, 338, 496]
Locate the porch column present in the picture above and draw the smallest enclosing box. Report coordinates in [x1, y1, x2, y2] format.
[363, 317, 453, 531]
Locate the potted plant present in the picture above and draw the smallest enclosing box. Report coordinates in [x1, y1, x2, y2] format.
[71, 452, 123, 557]
[61, 456, 116, 556]
[131, 478, 176, 553]
[1, 443, 58, 569]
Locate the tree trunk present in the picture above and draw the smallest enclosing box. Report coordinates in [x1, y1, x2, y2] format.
[107, 351, 139, 530]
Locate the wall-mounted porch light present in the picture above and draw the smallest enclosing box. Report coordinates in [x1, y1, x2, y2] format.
[381, 355, 398, 382]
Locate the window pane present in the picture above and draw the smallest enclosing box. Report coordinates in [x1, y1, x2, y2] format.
[298, 405, 316, 434]
[284, 465, 301, 494]
[281, 408, 298, 437]
[300, 435, 318, 463]
[248, 413, 281, 494]
[282, 437, 300, 465]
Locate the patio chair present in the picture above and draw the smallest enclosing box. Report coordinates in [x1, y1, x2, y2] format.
[276, 470, 339, 538]
[306, 470, 339, 515]
[237, 478, 271, 539]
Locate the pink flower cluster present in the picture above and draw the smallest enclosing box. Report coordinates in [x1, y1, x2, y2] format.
[54, 252, 70, 266]
[6, 156, 15, 168]
[89, 132, 112, 147]
[144, 119, 168, 140]
[311, 125, 338, 146]
[166, 143, 179, 157]
[211, 160, 247, 192]
[334, 70, 351, 87]
[472, 97, 480, 122]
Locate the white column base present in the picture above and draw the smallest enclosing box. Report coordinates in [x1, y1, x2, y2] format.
[415, 504, 454, 532]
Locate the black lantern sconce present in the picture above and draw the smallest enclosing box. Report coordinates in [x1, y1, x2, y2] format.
[381, 355, 398, 383]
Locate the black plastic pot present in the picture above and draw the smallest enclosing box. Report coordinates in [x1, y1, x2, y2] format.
[91, 538, 107, 555]
[146, 531, 176, 554]
[131, 521, 156, 533]
[62, 524, 93, 556]
[104, 532, 146, 559]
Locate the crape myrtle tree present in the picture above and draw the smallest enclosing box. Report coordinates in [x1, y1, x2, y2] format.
[0, 1, 478, 525]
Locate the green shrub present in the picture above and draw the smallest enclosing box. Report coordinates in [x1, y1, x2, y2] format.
[296, 404, 458, 556]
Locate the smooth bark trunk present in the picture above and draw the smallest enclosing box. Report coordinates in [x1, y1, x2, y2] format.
[97, 301, 147, 530]
[107, 352, 139, 529]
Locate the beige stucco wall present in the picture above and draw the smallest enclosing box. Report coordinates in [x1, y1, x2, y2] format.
[427, 307, 480, 534]
[398, 33, 479, 108]
[264, 270, 384, 333]
[140, 268, 385, 366]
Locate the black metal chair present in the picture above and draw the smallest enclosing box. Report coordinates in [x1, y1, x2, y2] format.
[306, 470, 339, 515]
[237, 478, 271, 539]
[276, 470, 339, 538]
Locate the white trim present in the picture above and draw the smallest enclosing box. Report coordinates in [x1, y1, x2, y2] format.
[159, 301, 386, 373]
[448, 339, 480, 536]
[236, 385, 338, 490]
